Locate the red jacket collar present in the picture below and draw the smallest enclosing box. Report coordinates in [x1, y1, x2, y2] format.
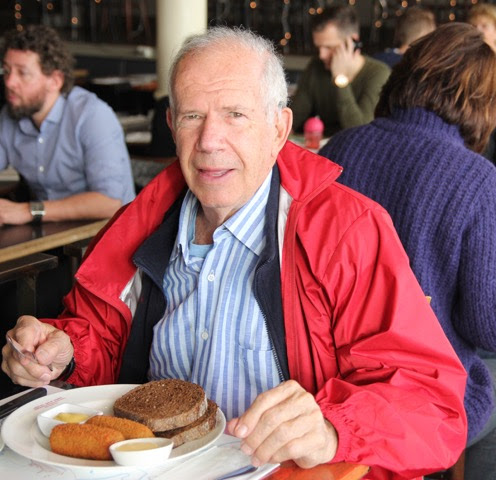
[277, 141, 343, 203]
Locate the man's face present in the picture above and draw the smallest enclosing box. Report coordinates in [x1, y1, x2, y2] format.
[312, 23, 346, 70]
[168, 45, 290, 222]
[2, 49, 51, 119]
[470, 15, 496, 51]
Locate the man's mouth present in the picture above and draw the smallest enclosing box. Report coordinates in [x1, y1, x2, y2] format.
[199, 169, 231, 178]
[6, 91, 19, 104]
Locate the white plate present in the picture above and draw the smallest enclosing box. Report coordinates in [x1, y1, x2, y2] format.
[1, 384, 226, 474]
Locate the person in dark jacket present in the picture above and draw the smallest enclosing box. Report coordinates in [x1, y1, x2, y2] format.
[320, 23, 496, 480]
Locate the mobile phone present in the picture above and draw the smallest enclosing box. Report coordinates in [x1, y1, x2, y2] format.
[353, 38, 363, 51]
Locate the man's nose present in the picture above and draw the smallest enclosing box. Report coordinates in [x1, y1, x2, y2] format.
[318, 47, 331, 63]
[3, 72, 19, 89]
[197, 115, 224, 152]
[3, 72, 16, 89]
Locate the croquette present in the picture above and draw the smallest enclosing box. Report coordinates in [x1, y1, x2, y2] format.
[50, 423, 125, 460]
[86, 415, 155, 439]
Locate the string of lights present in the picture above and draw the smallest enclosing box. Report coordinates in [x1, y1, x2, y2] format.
[9, 0, 495, 52]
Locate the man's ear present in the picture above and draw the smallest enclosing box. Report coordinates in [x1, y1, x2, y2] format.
[272, 107, 293, 158]
[166, 108, 176, 142]
[48, 70, 64, 93]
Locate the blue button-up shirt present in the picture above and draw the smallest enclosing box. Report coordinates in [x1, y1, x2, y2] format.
[0, 86, 135, 203]
[149, 171, 282, 419]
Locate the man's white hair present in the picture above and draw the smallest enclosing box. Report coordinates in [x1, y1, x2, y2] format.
[168, 26, 288, 121]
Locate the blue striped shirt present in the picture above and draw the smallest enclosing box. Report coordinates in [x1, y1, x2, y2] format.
[148, 171, 282, 419]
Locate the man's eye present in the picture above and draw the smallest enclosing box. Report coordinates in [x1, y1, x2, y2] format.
[230, 112, 244, 118]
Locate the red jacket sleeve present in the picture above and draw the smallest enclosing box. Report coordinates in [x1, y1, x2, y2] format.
[283, 202, 467, 479]
[319, 210, 467, 478]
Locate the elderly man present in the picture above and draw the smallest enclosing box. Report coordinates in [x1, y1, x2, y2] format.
[0, 25, 135, 225]
[291, 5, 390, 136]
[2, 27, 466, 479]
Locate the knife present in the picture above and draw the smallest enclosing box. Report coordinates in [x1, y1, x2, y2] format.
[0, 387, 47, 419]
[215, 465, 258, 480]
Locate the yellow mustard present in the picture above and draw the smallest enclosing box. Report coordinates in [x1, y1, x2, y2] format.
[54, 412, 90, 423]
[116, 442, 159, 452]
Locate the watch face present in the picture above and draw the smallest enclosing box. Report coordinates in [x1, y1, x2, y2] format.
[30, 201, 45, 216]
[335, 74, 350, 88]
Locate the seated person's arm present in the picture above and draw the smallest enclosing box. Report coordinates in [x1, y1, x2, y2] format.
[0, 101, 135, 225]
[229, 207, 467, 477]
[2, 315, 74, 386]
[315, 209, 466, 476]
[0, 192, 121, 225]
[455, 182, 496, 352]
[332, 38, 391, 129]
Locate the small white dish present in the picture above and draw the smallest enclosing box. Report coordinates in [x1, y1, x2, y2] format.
[37, 403, 103, 437]
[110, 437, 174, 466]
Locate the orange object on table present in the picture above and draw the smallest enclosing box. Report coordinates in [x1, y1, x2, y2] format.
[265, 460, 369, 480]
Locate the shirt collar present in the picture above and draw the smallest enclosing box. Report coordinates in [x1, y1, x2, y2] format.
[171, 170, 273, 263]
[222, 170, 272, 254]
[18, 92, 65, 135]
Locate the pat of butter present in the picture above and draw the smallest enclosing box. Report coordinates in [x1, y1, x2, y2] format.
[53, 412, 90, 423]
[116, 442, 159, 452]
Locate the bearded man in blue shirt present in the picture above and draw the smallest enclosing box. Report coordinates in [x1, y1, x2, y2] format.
[0, 25, 135, 226]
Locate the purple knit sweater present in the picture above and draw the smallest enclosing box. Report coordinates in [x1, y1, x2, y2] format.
[320, 107, 496, 442]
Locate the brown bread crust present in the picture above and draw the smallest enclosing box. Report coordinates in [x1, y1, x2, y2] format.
[155, 399, 218, 447]
[113, 379, 207, 431]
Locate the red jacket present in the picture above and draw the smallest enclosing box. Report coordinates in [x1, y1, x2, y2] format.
[46, 142, 467, 479]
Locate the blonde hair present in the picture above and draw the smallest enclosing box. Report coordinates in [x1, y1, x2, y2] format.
[468, 3, 496, 26]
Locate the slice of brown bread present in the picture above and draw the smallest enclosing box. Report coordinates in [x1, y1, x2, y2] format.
[155, 399, 218, 447]
[113, 379, 207, 431]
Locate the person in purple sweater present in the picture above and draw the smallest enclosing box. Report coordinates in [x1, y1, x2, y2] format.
[319, 23, 496, 480]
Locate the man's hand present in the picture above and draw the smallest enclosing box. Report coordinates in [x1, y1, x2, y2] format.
[2, 315, 74, 386]
[330, 36, 364, 82]
[226, 380, 338, 469]
[0, 199, 32, 225]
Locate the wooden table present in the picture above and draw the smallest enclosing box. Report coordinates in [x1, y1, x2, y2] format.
[266, 460, 369, 480]
[0, 219, 108, 315]
[0, 219, 108, 263]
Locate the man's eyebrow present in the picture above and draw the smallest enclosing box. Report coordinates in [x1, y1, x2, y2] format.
[221, 105, 253, 112]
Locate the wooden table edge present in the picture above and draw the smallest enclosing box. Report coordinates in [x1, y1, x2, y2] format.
[0, 219, 108, 263]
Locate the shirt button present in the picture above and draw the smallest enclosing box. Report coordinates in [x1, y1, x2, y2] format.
[39, 166, 44, 173]
[38, 137, 44, 144]
[207, 272, 215, 282]
[201, 331, 209, 340]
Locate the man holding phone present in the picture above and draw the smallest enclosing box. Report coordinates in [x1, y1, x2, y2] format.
[291, 5, 391, 137]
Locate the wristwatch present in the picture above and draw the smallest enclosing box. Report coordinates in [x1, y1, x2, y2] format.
[334, 74, 350, 88]
[29, 201, 45, 224]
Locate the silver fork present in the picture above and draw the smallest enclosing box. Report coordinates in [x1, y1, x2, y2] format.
[6, 334, 53, 371]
